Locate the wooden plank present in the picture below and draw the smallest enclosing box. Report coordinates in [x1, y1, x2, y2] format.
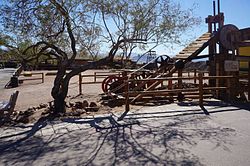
[81, 74, 119, 77]
[179, 50, 198, 54]
[128, 88, 200, 95]
[176, 54, 191, 57]
[238, 41, 250, 47]
[175, 57, 189, 60]
[198, 73, 203, 106]
[184, 94, 213, 99]
[182, 47, 202, 52]
[19, 78, 43, 81]
[203, 87, 228, 90]
[81, 81, 103, 84]
[236, 56, 250, 62]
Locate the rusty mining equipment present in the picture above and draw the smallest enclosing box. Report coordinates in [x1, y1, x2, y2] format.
[79, 0, 250, 115]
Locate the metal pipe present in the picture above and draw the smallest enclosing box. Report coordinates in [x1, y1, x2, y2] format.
[218, 0, 220, 14]
[213, 1, 216, 16]
[213, 1, 216, 32]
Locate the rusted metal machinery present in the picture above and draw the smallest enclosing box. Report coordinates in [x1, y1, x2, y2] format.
[100, 0, 250, 110]
[101, 54, 174, 95]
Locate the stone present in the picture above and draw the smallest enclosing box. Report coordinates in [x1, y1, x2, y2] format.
[69, 102, 74, 107]
[82, 100, 89, 108]
[75, 101, 83, 109]
[39, 103, 48, 109]
[85, 102, 99, 112]
[89, 102, 97, 107]
[41, 108, 50, 115]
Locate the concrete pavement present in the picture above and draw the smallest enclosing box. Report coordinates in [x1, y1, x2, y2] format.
[0, 99, 250, 166]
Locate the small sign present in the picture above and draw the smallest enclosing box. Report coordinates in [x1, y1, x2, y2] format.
[224, 60, 239, 71]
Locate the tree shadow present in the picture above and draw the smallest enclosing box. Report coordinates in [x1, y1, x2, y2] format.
[0, 110, 237, 165]
[0, 114, 55, 153]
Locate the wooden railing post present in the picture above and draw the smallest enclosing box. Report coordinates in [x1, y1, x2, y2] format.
[194, 69, 197, 84]
[79, 73, 82, 95]
[94, 72, 97, 83]
[198, 73, 203, 106]
[178, 69, 183, 89]
[227, 76, 231, 100]
[168, 74, 173, 90]
[42, 73, 44, 83]
[123, 71, 130, 112]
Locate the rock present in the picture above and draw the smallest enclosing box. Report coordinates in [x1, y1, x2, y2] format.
[41, 108, 50, 115]
[71, 110, 81, 116]
[39, 103, 48, 109]
[75, 101, 83, 109]
[82, 100, 89, 108]
[89, 102, 97, 107]
[69, 102, 74, 107]
[15, 116, 29, 124]
[25, 108, 35, 115]
[85, 102, 99, 112]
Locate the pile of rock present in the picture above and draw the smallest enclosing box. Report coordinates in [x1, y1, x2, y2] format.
[67, 100, 99, 116]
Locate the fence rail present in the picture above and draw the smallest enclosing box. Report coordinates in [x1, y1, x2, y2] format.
[19, 72, 44, 83]
[78, 71, 122, 94]
[124, 73, 237, 113]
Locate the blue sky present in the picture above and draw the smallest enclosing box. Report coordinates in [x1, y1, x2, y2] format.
[181, 0, 250, 29]
[1, 0, 249, 57]
[153, 0, 250, 56]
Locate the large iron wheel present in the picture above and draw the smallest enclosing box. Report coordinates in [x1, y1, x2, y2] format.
[155, 55, 171, 69]
[102, 75, 124, 93]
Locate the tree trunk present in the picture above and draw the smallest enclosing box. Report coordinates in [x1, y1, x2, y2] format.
[51, 63, 69, 114]
[54, 94, 66, 114]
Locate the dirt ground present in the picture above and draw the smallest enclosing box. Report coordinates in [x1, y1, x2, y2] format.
[0, 70, 142, 124]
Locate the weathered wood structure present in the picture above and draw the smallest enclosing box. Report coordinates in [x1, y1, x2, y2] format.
[79, 0, 250, 115]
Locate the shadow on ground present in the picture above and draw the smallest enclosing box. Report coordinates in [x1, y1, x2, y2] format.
[0, 101, 241, 165]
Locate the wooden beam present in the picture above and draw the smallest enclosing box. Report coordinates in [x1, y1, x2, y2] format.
[198, 73, 203, 106]
[238, 41, 250, 47]
[79, 74, 82, 94]
[236, 56, 250, 62]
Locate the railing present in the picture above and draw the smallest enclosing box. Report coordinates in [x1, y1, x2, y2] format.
[124, 73, 235, 113]
[19, 72, 44, 83]
[78, 70, 122, 94]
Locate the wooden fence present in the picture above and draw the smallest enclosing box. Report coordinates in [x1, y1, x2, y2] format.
[78, 71, 122, 94]
[124, 73, 236, 112]
[19, 72, 44, 83]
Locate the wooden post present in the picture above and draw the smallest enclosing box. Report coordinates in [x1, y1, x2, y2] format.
[94, 72, 97, 83]
[216, 62, 220, 98]
[124, 72, 130, 112]
[194, 69, 197, 84]
[178, 69, 183, 89]
[79, 73, 82, 95]
[168, 74, 173, 90]
[42, 73, 44, 83]
[198, 73, 204, 106]
[226, 72, 231, 100]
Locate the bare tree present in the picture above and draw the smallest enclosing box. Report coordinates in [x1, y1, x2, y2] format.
[1, 0, 110, 114]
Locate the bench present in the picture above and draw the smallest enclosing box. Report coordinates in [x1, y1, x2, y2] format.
[0, 91, 19, 119]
